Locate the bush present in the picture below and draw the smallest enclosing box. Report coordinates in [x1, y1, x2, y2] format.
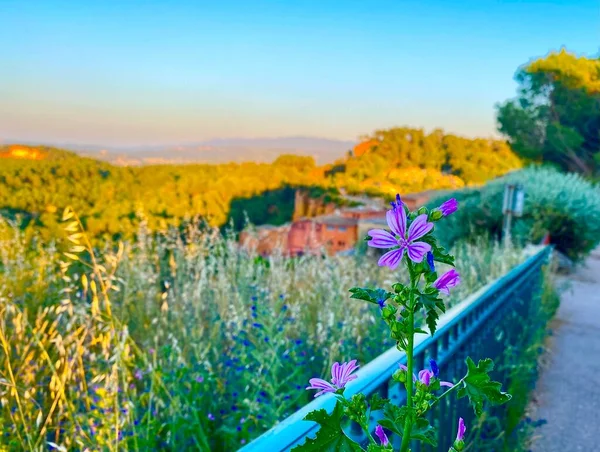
[428, 167, 600, 261]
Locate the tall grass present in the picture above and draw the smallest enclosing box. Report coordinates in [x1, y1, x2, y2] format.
[0, 218, 526, 451]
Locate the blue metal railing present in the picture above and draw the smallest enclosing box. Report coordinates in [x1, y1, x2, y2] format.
[241, 246, 552, 452]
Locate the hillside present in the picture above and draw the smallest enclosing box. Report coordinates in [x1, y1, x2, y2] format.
[0, 144, 81, 161]
[25, 136, 357, 166]
[0, 128, 521, 241]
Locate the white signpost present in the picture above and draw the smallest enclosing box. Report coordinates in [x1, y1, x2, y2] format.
[502, 183, 524, 245]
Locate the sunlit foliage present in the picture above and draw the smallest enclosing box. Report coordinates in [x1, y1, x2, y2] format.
[497, 49, 600, 176]
[0, 131, 520, 242]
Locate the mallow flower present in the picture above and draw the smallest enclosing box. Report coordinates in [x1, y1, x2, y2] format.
[427, 251, 436, 272]
[399, 360, 454, 388]
[375, 425, 390, 447]
[306, 360, 359, 397]
[436, 198, 458, 217]
[368, 194, 434, 268]
[456, 417, 466, 441]
[433, 269, 461, 295]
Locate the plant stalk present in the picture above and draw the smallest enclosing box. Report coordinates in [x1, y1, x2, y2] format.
[400, 261, 417, 452]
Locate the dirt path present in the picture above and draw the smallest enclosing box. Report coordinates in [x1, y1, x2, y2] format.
[530, 248, 600, 451]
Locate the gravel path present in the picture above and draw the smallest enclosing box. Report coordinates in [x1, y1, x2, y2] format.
[530, 248, 600, 451]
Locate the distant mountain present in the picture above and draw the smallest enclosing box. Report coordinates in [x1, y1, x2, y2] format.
[8, 137, 356, 166]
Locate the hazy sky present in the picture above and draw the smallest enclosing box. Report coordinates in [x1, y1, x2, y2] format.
[1, 0, 598, 146]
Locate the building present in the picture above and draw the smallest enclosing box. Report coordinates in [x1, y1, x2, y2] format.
[239, 224, 290, 256]
[288, 215, 359, 256]
[239, 189, 445, 257]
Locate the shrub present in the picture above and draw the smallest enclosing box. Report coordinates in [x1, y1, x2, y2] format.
[429, 167, 600, 260]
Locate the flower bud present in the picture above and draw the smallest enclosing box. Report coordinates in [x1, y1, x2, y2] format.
[417, 206, 428, 215]
[430, 210, 443, 221]
[452, 439, 465, 451]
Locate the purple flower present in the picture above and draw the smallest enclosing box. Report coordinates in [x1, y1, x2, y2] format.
[368, 195, 434, 268]
[427, 251, 435, 272]
[195, 376, 204, 383]
[456, 417, 466, 441]
[375, 425, 390, 446]
[208, 413, 215, 421]
[400, 362, 453, 388]
[390, 193, 403, 209]
[437, 198, 458, 216]
[306, 360, 359, 398]
[433, 269, 461, 295]
[429, 359, 439, 377]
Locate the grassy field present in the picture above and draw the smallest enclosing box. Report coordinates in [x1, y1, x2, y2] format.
[0, 218, 526, 451]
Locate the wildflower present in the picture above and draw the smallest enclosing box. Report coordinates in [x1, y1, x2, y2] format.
[427, 251, 435, 272]
[306, 360, 359, 397]
[437, 198, 458, 217]
[400, 360, 453, 388]
[208, 413, 215, 421]
[456, 417, 466, 441]
[195, 376, 204, 383]
[429, 359, 439, 377]
[375, 425, 390, 447]
[433, 269, 461, 295]
[390, 193, 403, 209]
[368, 194, 433, 268]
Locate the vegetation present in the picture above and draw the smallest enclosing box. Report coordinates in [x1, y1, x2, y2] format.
[0, 131, 521, 242]
[0, 216, 527, 451]
[332, 127, 521, 196]
[497, 49, 600, 177]
[466, 257, 560, 451]
[428, 166, 600, 260]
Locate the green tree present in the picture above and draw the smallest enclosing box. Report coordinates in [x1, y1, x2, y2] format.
[497, 49, 600, 176]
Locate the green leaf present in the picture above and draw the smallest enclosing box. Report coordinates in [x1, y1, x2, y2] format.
[419, 289, 446, 335]
[432, 246, 455, 266]
[367, 445, 389, 452]
[378, 403, 408, 436]
[369, 393, 388, 411]
[410, 417, 437, 446]
[425, 308, 440, 336]
[349, 287, 392, 306]
[457, 357, 512, 417]
[291, 403, 363, 452]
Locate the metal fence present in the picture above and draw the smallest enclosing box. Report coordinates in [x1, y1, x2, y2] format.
[240, 246, 552, 452]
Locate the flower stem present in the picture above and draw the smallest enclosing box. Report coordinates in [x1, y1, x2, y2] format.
[400, 307, 414, 452]
[400, 261, 417, 452]
[430, 378, 464, 410]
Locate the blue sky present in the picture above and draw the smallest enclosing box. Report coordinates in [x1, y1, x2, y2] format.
[1, 0, 598, 146]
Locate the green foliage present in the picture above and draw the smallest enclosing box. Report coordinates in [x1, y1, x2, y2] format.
[291, 403, 361, 452]
[457, 358, 512, 417]
[409, 418, 437, 446]
[497, 49, 600, 176]
[348, 287, 392, 306]
[429, 166, 600, 260]
[0, 137, 520, 243]
[462, 259, 560, 452]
